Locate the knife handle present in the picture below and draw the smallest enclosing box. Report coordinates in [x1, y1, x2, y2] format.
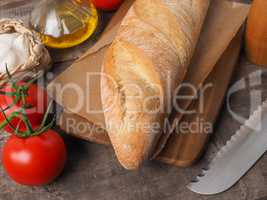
[245, 0, 267, 67]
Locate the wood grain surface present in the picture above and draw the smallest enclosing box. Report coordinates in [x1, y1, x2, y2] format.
[157, 28, 243, 167]
[3, 0, 267, 200]
[246, 0, 267, 66]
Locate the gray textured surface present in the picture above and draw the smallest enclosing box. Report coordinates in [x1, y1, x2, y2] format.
[1, 58, 267, 200]
[3, 0, 267, 200]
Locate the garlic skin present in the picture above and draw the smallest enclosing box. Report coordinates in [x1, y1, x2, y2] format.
[0, 19, 51, 82]
[0, 33, 29, 73]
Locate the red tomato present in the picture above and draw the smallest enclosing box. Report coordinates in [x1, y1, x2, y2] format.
[2, 129, 67, 186]
[91, 0, 123, 11]
[0, 82, 48, 133]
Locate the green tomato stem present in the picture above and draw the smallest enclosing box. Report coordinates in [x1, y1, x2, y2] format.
[0, 112, 18, 130]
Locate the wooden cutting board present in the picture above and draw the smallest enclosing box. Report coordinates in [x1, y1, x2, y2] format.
[156, 29, 244, 167]
[59, 28, 243, 167]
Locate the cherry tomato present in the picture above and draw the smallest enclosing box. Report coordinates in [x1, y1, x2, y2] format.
[0, 82, 48, 133]
[91, 0, 123, 11]
[2, 129, 67, 186]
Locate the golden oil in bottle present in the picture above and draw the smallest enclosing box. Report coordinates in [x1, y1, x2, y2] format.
[30, 0, 98, 48]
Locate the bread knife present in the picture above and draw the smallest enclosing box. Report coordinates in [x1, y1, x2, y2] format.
[187, 100, 267, 195]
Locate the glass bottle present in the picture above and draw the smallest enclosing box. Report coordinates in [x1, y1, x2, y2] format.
[30, 0, 99, 48]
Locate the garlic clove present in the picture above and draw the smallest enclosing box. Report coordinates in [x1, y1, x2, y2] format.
[14, 34, 30, 61]
[1, 52, 18, 73]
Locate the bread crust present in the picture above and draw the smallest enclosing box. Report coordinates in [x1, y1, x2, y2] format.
[101, 0, 210, 169]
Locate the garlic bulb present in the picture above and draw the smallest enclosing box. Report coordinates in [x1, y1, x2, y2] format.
[0, 19, 51, 82]
[0, 33, 29, 73]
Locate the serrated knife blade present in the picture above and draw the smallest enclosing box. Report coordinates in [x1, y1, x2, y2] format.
[187, 100, 267, 195]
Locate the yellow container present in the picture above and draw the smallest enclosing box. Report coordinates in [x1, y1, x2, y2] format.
[30, 0, 98, 48]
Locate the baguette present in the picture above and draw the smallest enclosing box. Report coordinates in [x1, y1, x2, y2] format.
[101, 0, 210, 169]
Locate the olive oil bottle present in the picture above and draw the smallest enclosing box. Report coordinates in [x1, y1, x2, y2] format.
[30, 0, 98, 48]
